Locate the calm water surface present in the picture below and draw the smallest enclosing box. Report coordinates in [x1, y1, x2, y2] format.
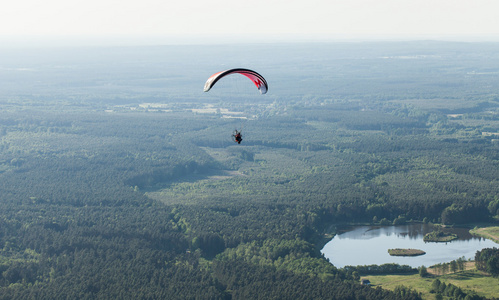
[321, 224, 498, 268]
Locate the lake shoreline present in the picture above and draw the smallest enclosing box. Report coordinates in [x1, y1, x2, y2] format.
[320, 224, 498, 268]
[470, 226, 499, 243]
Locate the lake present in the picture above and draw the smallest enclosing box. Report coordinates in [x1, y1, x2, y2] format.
[321, 224, 498, 268]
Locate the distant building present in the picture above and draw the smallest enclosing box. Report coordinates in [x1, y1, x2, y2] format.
[360, 279, 371, 286]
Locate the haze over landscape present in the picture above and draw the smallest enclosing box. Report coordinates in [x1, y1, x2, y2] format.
[0, 1, 498, 299]
[2, 0, 499, 46]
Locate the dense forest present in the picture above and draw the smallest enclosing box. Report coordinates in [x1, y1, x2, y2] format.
[0, 41, 498, 299]
[475, 248, 499, 277]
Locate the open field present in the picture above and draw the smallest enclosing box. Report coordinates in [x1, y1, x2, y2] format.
[368, 265, 499, 299]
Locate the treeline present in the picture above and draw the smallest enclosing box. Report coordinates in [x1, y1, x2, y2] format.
[211, 260, 421, 300]
[428, 257, 468, 276]
[430, 279, 486, 300]
[343, 263, 417, 275]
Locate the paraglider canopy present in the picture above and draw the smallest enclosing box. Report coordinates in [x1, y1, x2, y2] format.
[203, 68, 268, 94]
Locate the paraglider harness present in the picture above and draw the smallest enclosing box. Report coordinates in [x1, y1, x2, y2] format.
[232, 130, 243, 144]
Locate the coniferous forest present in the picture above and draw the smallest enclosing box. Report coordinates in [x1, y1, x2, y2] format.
[0, 42, 498, 299]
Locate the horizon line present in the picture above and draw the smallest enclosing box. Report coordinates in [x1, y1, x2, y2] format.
[2, 33, 499, 49]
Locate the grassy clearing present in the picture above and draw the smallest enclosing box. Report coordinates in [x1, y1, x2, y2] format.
[367, 274, 433, 298]
[470, 226, 499, 244]
[367, 266, 499, 300]
[146, 146, 315, 205]
[442, 270, 499, 299]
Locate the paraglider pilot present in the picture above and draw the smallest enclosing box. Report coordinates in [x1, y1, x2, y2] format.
[233, 130, 243, 144]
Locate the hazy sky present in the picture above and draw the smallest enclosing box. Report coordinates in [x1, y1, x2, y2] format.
[1, 0, 499, 44]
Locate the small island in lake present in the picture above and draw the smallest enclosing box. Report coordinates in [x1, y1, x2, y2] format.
[423, 230, 458, 242]
[388, 248, 426, 256]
